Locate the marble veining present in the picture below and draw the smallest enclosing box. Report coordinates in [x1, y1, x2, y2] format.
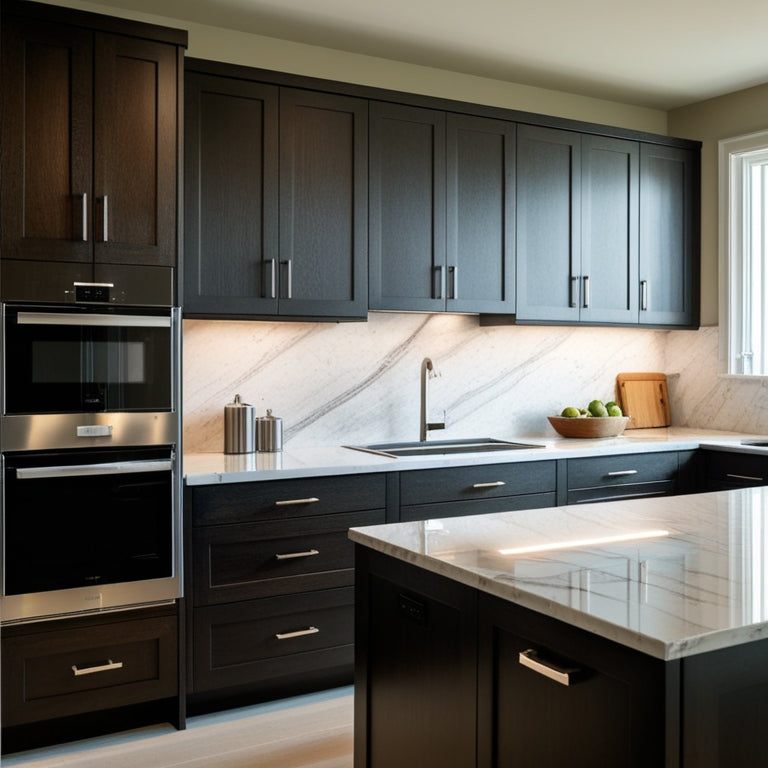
[349, 487, 768, 660]
[183, 313, 671, 452]
[183, 314, 768, 454]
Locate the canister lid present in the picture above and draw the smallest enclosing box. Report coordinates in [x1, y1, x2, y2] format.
[226, 393, 251, 408]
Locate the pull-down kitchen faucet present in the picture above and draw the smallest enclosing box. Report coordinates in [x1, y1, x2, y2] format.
[420, 357, 446, 442]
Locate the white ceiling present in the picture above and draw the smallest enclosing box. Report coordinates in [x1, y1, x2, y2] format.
[93, 0, 768, 110]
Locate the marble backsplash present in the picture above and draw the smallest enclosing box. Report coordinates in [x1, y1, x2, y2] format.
[183, 313, 666, 452]
[182, 314, 768, 453]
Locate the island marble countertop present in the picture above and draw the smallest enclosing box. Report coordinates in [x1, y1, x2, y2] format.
[184, 427, 763, 485]
[349, 486, 768, 661]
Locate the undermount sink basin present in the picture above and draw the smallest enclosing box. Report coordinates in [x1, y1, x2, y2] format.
[344, 437, 545, 458]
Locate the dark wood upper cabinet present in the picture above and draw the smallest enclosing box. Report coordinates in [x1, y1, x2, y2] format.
[515, 126, 696, 328]
[1, 6, 182, 280]
[515, 125, 581, 322]
[639, 144, 699, 327]
[446, 114, 515, 314]
[369, 105, 515, 313]
[184, 64, 367, 319]
[1, 17, 93, 264]
[277, 88, 368, 318]
[580, 135, 639, 325]
[369, 102, 447, 312]
[93, 34, 179, 267]
[184, 72, 280, 316]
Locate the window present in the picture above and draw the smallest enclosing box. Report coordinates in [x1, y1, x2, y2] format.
[719, 130, 768, 375]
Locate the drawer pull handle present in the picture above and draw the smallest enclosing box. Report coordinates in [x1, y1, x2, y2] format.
[473, 481, 506, 489]
[275, 549, 320, 561]
[519, 648, 579, 686]
[606, 470, 638, 477]
[275, 626, 319, 640]
[726, 473, 764, 482]
[275, 497, 320, 506]
[71, 659, 124, 677]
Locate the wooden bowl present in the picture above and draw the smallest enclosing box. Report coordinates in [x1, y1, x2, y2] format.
[547, 415, 630, 439]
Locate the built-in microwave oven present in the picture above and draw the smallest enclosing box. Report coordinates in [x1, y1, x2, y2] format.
[1, 303, 180, 451]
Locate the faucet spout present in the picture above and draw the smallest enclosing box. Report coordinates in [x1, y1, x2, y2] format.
[420, 357, 446, 442]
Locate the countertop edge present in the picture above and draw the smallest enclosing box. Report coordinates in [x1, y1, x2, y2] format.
[184, 428, 756, 485]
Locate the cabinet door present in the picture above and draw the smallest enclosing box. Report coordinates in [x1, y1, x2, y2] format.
[639, 144, 699, 327]
[446, 115, 515, 313]
[516, 125, 581, 322]
[183, 71, 279, 316]
[279, 89, 368, 318]
[580, 136, 639, 324]
[94, 33, 178, 267]
[1, 18, 93, 263]
[369, 102, 446, 311]
[477, 594, 667, 768]
[356, 549, 477, 768]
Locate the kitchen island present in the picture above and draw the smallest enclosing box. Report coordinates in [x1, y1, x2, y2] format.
[350, 487, 768, 768]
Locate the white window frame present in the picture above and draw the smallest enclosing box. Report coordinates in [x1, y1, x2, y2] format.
[719, 129, 768, 377]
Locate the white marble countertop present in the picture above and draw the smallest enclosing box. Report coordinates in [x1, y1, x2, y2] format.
[349, 487, 768, 661]
[184, 427, 765, 484]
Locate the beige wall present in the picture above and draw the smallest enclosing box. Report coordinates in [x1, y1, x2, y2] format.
[669, 83, 768, 327]
[43, 0, 666, 133]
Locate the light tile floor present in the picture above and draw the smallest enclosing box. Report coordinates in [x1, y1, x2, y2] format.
[2, 687, 353, 768]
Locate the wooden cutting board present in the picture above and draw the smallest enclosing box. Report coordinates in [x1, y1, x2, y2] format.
[616, 372, 671, 429]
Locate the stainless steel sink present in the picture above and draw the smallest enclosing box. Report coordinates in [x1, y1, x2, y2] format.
[741, 440, 768, 447]
[344, 437, 545, 458]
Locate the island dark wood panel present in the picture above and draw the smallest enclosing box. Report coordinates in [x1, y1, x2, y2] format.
[354, 545, 768, 768]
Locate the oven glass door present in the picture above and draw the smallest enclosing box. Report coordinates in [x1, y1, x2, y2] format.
[3, 446, 174, 596]
[3, 305, 173, 414]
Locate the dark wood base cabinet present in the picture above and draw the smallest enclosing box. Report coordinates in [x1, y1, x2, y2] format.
[355, 548, 768, 768]
[185, 473, 387, 715]
[1, 603, 183, 754]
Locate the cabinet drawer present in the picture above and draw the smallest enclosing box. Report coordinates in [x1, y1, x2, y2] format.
[703, 449, 768, 489]
[2, 611, 177, 726]
[401, 491, 556, 522]
[400, 461, 556, 506]
[567, 452, 679, 491]
[193, 587, 353, 693]
[190, 473, 386, 526]
[193, 509, 384, 605]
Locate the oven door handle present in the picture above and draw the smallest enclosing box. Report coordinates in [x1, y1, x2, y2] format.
[16, 459, 173, 480]
[16, 311, 171, 328]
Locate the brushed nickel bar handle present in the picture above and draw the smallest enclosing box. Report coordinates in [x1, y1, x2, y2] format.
[266, 258, 276, 299]
[607, 470, 639, 477]
[449, 265, 458, 299]
[641, 279, 649, 311]
[473, 481, 506, 488]
[280, 260, 293, 299]
[102, 195, 109, 242]
[726, 473, 764, 482]
[274, 497, 320, 507]
[275, 549, 320, 561]
[17, 459, 172, 480]
[570, 275, 579, 307]
[434, 265, 444, 299]
[72, 659, 123, 676]
[519, 648, 579, 686]
[82, 192, 88, 241]
[583, 275, 590, 308]
[275, 626, 319, 640]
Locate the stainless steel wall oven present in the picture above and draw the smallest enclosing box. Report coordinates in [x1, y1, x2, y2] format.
[1, 294, 182, 624]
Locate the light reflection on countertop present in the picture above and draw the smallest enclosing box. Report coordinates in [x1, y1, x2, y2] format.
[350, 487, 768, 661]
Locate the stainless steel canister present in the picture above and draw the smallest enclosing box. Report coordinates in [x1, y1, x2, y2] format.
[223, 394, 255, 454]
[256, 408, 283, 452]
